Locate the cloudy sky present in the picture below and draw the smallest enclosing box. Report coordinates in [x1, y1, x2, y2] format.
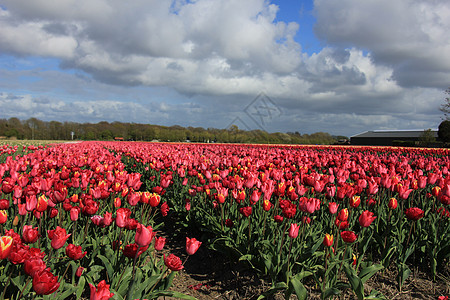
[0, 0, 449, 137]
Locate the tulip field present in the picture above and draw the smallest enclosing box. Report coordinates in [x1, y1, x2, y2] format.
[0, 141, 449, 299]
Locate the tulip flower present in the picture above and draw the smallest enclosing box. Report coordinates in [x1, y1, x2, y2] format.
[340, 231, 358, 243]
[32, 269, 60, 295]
[0, 236, 13, 259]
[160, 202, 169, 216]
[359, 210, 377, 227]
[48, 226, 71, 250]
[164, 253, 184, 271]
[349, 196, 361, 208]
[154, 237, 166, 251]
[24, 257, 47, 277]
[115, 208, 131, 228]
[0, 210, 7, 224]
[0, 199, 9, 210]
[89, 280, 114, 300]
[323, 234, 333, 247]
[186, 237, 202, 255]
[388, 198, 398, 209]
[337, 208, 349, 222]
[328, 202, 338, 214]
[288, 223, 300, 238]
[66, 244, 87, 260]
[405, 207, 424, 221]
[149, 193, 161, 207]
[239, 206, 252, 218]
[22, 225, 39, 244]
[135, 224, 153, 247]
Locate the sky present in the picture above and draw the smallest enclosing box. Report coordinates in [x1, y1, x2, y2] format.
[0, 0, 449, 138]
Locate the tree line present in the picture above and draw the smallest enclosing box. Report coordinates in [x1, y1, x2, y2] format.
[0, 117, 344, 145]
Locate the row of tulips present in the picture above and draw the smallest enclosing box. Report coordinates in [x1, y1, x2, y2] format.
[109, 142, 449, 300]
[0, 142, 200, 299]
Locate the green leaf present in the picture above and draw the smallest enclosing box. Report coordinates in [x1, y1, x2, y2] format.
[257, 282, 288, 300]
[343, 263, 364, 300]
[97, 254, 114, 282]
[289, 276, 308, 300]
[76, 276, 86, 299]
[359, 264, 384, 284]
[322, 287, 341, 299]
[365, 289, 388, 300]
[57, 284, 76, 300]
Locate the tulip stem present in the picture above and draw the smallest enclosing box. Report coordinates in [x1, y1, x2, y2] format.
[17, 277, 32, 299]
[0, 270, 13, 300]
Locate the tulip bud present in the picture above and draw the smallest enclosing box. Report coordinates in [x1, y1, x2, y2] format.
[323, 234, 333, 247]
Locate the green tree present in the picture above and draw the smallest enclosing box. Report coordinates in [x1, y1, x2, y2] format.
[438, 120, 450, 143]
[418, 129, 436, 146]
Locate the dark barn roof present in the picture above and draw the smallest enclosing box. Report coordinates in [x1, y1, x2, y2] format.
[350, 130, 438, 146]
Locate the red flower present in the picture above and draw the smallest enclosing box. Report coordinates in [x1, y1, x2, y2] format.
[164, 253, 184, 271]
[24, 257, 46, 277]
[149, 193, 161, 207]
[0, 199, 9, 210]
[0, 236, 13, 259]
[340, 231, 357, 243]
[337, 208, 349, 222]
[115, 208, 131, 228]
[239, 206, 252, 217]
[349, 196, 361, 208]
[89, 280, 114, 300]
[65, 244, 87, 260]
[160, 202, 169, 216]
[154, 237, 166, 251]
[405, 207, 424, 221]
[323, 234, 333, 247]
[288, 223, 300, 238]
[358, 210, 377, 227]
[22, 225, 39, 244]
[186, 237, 202, 255]
[388, 198, 398, 209]
[274, 215, 284, 223]
[32, 269, 60, 295]
[328, 202, 338, 214]
[76, 266, 84, 277]
[0, 210, 7, 224]
[122, 243, 148, 258]
[135, 224, 153, 247]
[47, 226, 71, 250]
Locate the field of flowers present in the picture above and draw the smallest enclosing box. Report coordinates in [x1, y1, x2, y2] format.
[0, 141, 449, 299]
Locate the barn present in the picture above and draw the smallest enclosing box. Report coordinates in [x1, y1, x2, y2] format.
[350, 130, 438, 146]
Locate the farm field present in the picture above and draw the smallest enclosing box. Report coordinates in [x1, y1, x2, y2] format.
[0, 141, 449, 299]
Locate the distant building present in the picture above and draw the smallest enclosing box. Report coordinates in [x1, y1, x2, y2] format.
[114, 137, 124, 141]
[350, 130, 438, 146]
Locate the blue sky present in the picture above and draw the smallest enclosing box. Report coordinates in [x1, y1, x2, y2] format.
[0, 0, 449, 137]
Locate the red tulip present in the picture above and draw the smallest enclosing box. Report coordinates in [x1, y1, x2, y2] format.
[0, 236, 13, 259]
[76, 266, 84, 277]
[0, 210, 7, 224]
[328, 202, 338, 214]
[164, 253, 184, 271]
[66, 244, 87, 260]
[160, 202, 169, 216]
[154, 237, 166, 251]
[32, 269, 60, 295]
[122, 243, 148, 258]
[388, 198, 398, 209]
[340, 231, 357, 243]
[22, 225, 39, 244]
[115, 208, 131, 228]
[0, 199, 9, 210]
[349, 196, 361, 208]
[358, 210, 377, 227]
[337, 208, 349, 222]
[405, 207, 424, 221]
[89, 280, 114, 300]
[47, 226, 71, 250]
[149, 193, 161, 207]
[70, 207, 80, 221]
[288, 223, 300, 238]
[323, 234, 333, 247]
[239, 206, 252, 218]
[135, 224, 153, 247]
[24, 257, 46, 277]
[186, 237, 202, 255]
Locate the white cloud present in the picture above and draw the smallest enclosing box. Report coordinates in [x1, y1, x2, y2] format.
[314, 0, 450, 88]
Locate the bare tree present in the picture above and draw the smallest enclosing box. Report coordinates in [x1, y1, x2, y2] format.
[439, 88, 450, 119]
